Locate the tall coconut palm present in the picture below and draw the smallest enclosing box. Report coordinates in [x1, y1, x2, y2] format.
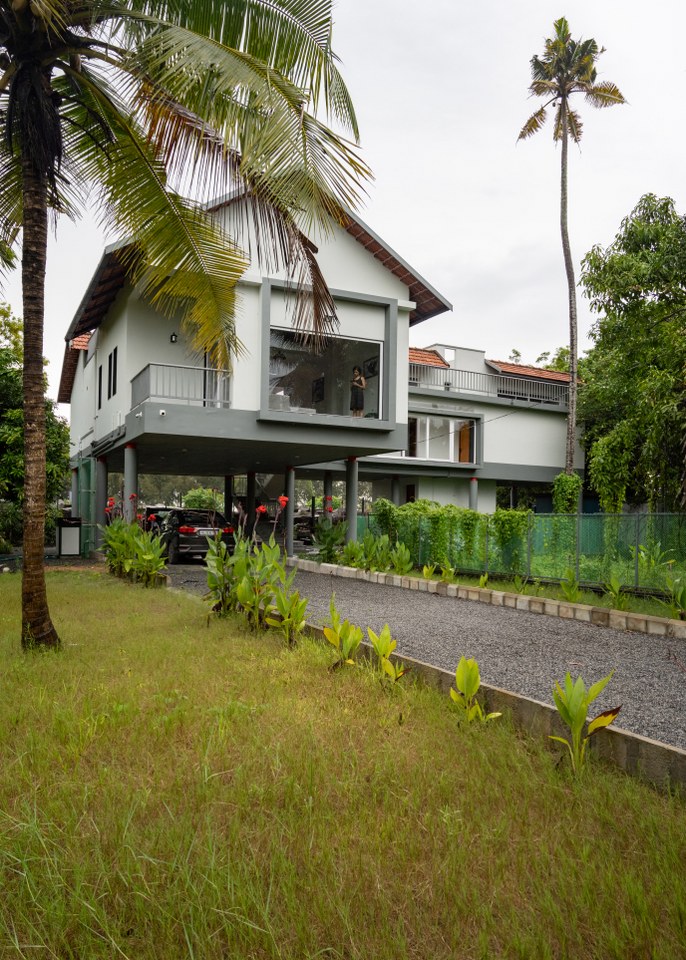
[0, 0, 370, 649]
[518, 16, 624, 475]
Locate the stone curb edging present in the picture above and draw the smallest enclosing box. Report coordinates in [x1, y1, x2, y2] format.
[291, 558, 686, 641]
[302, 619, 686, 793]
[291, 558, 686, 792]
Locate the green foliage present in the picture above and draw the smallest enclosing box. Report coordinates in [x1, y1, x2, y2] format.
[552, 472, 582, 514]
[440, 564, 455, 583]
[361, 531, 392, 572]
[101, 520, 167, 587]
[204, 535, 239, 617]
[581, 195, 686, 511]
[314, 519, 346, 563]
[660, 578, 686, 621]
[603, 575, 630, 611]
[371, 498, 398, 541]
[491, 509, 530, 572]
[560, 568, 582, 603]
[550, 673, 622, 776]
[340, 539, 365, 568]
[366, 623, 410, 684]
[389, 542, 413, 575]
[478, 573, 489, 589]
[235, 537, 290, 631]
[183, 487, 223, 511]
[422, 563, 436, 579]
[450, 657, 501, 724]
[323, 594, 363, 668]
[266, 588, 309, 648]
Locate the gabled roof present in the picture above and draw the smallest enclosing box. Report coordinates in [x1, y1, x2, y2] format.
[486, 360, 571, 383]
[409, 347, 449, 368]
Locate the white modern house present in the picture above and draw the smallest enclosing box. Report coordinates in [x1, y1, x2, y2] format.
[59, 205, 582, 552]
[58, 204, 451, 550]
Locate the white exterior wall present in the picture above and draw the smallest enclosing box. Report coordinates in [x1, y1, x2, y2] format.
[425, 343, 489, 374]
[480, 403, 583, 470]
[69, 347, 97, 456]
[417, 477, 497, 513]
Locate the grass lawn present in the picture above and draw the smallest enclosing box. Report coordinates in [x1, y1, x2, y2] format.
[0, 570, 685, 959]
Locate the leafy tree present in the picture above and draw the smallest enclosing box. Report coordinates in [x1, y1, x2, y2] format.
[0, 0, 369, 648]
[183, 487, 223, 511]
[580, 195, 686, 511]
[518, 17, 625, 475]
[0, 306, 69, 540]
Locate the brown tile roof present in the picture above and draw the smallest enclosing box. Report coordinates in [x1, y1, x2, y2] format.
[409, 347, 449, 368]
[486, 360, 571, 383]
[70, 333, 91, 351]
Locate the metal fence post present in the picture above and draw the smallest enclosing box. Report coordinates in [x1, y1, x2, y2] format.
[635, 513, 640, 589]
[575, 512, 581, 581]
[527, 512, 532, 578]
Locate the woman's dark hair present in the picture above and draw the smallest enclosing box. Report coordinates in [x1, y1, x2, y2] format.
[353, 365, 361, 375]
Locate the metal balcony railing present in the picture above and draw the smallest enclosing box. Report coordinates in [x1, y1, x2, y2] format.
[408, 363, 568, 407]
[131, 364, 231, 408]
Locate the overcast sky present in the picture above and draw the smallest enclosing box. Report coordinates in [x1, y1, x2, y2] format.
[4, 0, 685, 406]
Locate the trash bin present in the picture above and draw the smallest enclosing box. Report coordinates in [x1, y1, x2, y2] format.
[56, 517, 82, 557]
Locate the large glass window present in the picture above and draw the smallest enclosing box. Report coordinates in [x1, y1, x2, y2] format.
[406, 415, 476, 463]
[269, 329, 382, 419]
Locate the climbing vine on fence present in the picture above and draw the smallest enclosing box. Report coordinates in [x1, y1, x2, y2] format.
[552, 472, 582, 514]
[490, 509, 531, 572]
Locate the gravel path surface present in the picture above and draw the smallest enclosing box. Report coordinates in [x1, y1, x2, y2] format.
[167, 564, 686, 751]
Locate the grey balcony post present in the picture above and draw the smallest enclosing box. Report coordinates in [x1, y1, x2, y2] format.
[391, 475, 401, 506]
[95, 457, 108, 548]
[323, 470, 333, 514]
[124, 443, 138, 522]
[345, 457, 358, 542]
[285, 466, 295, 557]
[71, 468, 79, 518]
[469, 477, 479, 511]
[224, 475, 233, 521]
[247, 472, 256, 529]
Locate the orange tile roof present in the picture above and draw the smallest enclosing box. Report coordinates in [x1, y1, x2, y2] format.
[70, 333, 91, 350]
[409, 347, 449, 368]
[487, 360, 571, 383]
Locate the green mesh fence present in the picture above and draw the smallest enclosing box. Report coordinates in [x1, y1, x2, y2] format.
[385, 512, 686, 590]
[77, 459, 96, 557]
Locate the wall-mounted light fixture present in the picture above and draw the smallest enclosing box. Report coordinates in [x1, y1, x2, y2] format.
[170, 333, 178, 344]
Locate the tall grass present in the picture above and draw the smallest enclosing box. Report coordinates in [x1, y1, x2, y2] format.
[0, 571, 684, 959]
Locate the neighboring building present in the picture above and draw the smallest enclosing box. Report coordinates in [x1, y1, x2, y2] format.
[360, 345, 581, 513]
[58, 205, 451, 550]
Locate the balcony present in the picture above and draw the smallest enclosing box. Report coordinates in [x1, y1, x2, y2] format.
[408, 363, 568, 407]
[131, 364, 230, 408]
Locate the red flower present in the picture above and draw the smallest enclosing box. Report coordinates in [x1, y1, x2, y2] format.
[105, 507, 111, 514]
[325, 495, 333, 501]
[129, 492, 137, 500]
[107, 497, 115, 506]
[326, 506, 333, 513]
[136, 513, 142, 520]
[148, 514, 156, 522]
[256, 504, 268, 515]
[277, 495, 288, 508]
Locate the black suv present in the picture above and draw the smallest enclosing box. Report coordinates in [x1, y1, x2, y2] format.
[160, 508, 234, 563]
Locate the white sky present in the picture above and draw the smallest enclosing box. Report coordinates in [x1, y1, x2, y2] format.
[4, 0, 685, 408]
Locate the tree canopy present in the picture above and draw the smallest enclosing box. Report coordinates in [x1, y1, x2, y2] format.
[579, 194, 686, 511]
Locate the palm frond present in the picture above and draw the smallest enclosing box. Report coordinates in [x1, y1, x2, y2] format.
[124, 0, 359, 137]
[584, 81, 626, 109]
[518, 106, 547, 141]
[565, 109, 583, 144]
[64, 64, 248, 368]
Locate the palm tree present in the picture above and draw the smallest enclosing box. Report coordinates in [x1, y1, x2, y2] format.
[0, 0, 370, 649]
[518, 17, 624, 475]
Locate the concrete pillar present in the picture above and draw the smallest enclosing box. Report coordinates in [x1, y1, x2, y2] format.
[246, 471, 256, 535]
[391, 475, 401, 506]
[323, 470, 333, 506]
[95, 457, 108, 548]
[224, 475, 233, 520]
[345, 457, 358, 542]
[124, 443, 138, 522]
[285, 465, 295, 557]
[71, 468, 79, 518]
[469, 476, 479, 512]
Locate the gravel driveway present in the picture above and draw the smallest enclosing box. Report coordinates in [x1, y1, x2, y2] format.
[167, 564, 686, 752]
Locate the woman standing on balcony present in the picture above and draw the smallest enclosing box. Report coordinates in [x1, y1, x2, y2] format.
[350, 366, 366, 417]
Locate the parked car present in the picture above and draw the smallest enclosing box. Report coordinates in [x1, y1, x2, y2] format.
[160, 508, 234, 563]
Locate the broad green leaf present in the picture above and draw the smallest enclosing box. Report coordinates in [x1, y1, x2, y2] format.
[587, 705, 622, 736]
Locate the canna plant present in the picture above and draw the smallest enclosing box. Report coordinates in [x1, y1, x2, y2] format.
[423, 563, 437, 579]
[367, 624, 410, 684]
[389, 542, 414, 575]
[266, 587, 309, 648]
[323, 594, 363, 669]
[560, 567, 582, 603]
[550, 672, 622, 776]
[603, 574, 630, 611]
[450, 656, 501, 724]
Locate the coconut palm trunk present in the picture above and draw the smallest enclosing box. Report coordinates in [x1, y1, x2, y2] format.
[559, 112, 578, 476]
[20, 151, 59, 649]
